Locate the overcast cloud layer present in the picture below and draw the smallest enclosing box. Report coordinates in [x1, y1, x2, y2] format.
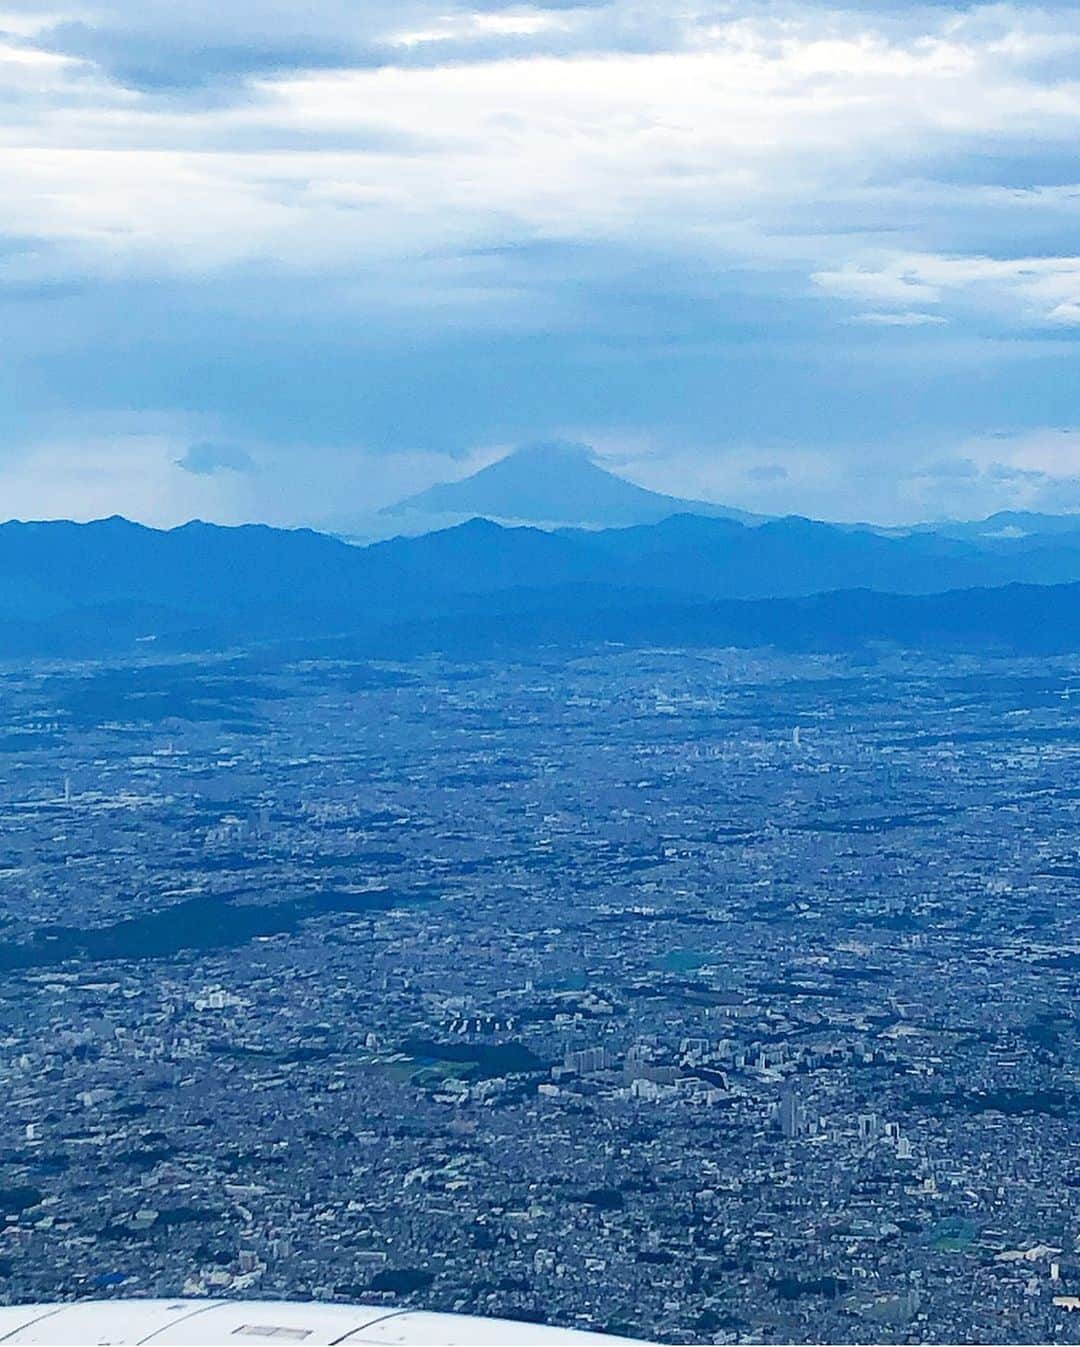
[3, 0, 1080, 525]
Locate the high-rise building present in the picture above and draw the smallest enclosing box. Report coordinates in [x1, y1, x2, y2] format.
[564, 1046, 612, 1075]
[779, 1087, 805, 1139]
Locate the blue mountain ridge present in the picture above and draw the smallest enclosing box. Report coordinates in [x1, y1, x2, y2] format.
[2, 509, 1080, 657]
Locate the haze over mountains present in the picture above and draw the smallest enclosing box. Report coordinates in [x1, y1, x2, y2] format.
[376, 442, 762, 534]
[4, 484, 1080, 658]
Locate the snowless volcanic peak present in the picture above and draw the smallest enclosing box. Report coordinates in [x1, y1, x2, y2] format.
[382, 442, 758, 529]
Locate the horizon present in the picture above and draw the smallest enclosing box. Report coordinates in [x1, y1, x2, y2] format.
[4, 442, 1080, 536]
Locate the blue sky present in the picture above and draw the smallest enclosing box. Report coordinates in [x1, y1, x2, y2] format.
[3, 0, 1080, 526]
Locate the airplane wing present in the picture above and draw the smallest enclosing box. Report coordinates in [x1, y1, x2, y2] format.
[0, 1299, 659, 1345]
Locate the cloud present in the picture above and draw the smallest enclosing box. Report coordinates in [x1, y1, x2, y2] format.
[1, 0, 1080, 524]
[0, 429, 241, 525]
[896, 430, 1080, 520]
[851, 311, 948, 326]
[816, 252, 1080, 327]
[915, 457, 981, 480]
[176, 441, 256, 475]
[3, 3, 1080, 290]
[581, 420, 1080, 527]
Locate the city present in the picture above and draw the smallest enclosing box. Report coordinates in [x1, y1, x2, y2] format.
[0, 646, 1078, 1343]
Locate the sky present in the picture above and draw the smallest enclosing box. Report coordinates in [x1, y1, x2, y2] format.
[3, 0, 1080, 527]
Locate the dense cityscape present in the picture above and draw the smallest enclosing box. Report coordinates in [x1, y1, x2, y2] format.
[0, 646, 1079, 1343]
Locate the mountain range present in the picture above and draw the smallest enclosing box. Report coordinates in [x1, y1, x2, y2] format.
[4, 503, 1080, 659]
[338, 442, 1080, 545]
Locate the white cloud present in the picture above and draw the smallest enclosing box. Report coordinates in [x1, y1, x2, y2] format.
[2, 0, 1080, 526]
[815, 268, 943, 305]
[815, 252, 1080, 326]
[0, 9, 66, 39]
[852, 311, 948, 326]
[389, 9, 572, 48]
[2, 1, 1080, 326]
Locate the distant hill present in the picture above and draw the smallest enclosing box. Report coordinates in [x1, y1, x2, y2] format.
[378, 442, 761, 530]
[357, 510, 1080, 603]
[344, 580, 1080, 662]
[911, 510, 1080, 542]
[3, 509, 1080, 659]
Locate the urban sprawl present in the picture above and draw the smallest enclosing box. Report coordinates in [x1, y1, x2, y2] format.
[0, 648, 1078, 1343]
